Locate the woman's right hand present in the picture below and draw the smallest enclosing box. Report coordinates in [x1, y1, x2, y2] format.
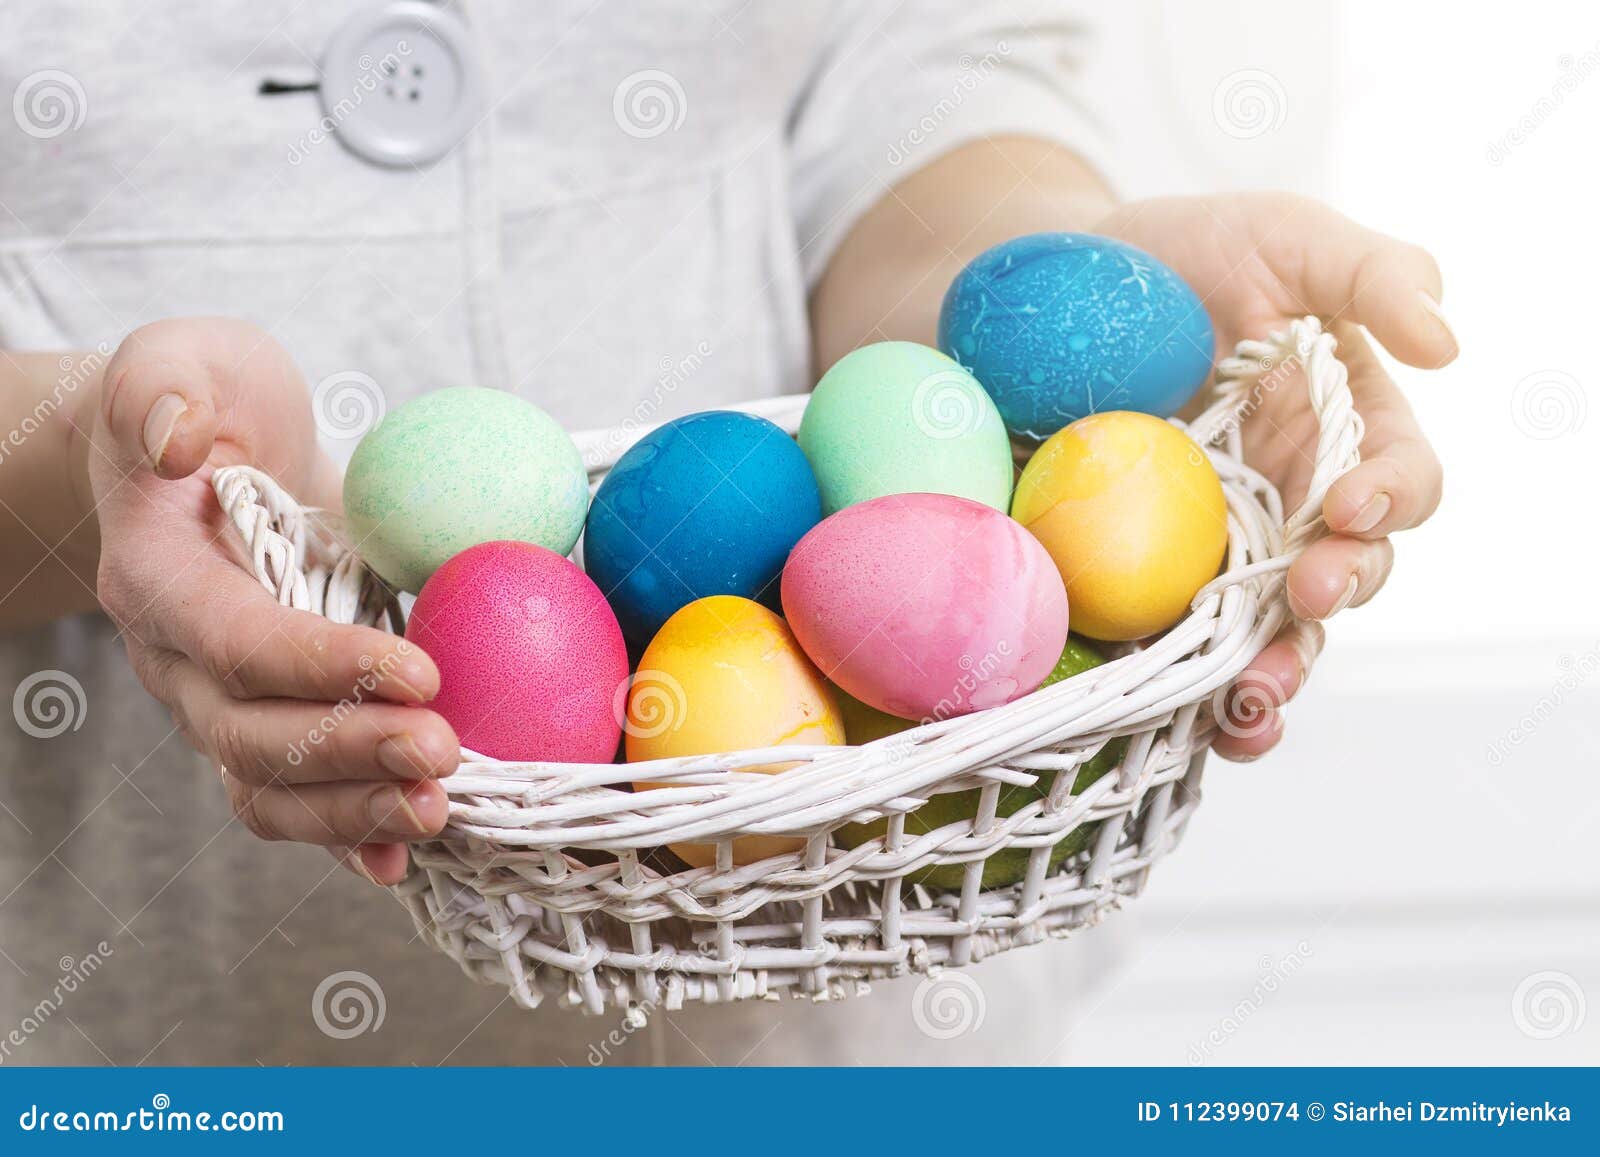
[87, 318, 458, 885]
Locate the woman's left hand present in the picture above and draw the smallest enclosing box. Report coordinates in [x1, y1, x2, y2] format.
[1093, 193, 1456, 760]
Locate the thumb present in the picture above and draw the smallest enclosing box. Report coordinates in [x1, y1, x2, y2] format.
[101, 315, 313, 476]
[100, 326, 221, 479]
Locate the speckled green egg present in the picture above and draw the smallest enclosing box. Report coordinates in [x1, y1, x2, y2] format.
[798, 341, 1013, 515]
[343, 387, 589, 593]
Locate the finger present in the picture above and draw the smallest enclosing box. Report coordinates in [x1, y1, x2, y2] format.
[100, 319, 293, 478]
[230, 776, 449, 846]
[331, 844, 411, 887]
[1209, 622, 1311, 761]
[1212, 706, 1285, 762]
[1235, 619, 1326, 707]
[1256, 196, 1457, 368]
[155, 561, 438, 704]
[1287, 535, 1395, 620]
[1318, 325, 1445, 538]
[134, 650, 457, 784]
[220, 697, 458, 787]
[358, 843, 412, 885]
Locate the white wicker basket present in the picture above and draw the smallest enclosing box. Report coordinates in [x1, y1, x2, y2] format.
[212, 317, 1360, 1015]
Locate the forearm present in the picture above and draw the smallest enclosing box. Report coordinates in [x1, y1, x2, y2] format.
[809, 135, 1116, 373]
[0, 349, 104, 628]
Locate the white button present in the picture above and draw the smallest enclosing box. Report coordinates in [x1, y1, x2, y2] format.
[319, 1, 483, 168]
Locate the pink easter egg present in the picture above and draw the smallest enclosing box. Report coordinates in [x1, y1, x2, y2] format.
[781, 493, 1069, 721]
[406, 540, 627, 763]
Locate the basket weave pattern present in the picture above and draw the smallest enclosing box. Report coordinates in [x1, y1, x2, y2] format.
[213, 318, 1360, 1014]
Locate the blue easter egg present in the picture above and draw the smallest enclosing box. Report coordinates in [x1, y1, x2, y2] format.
[584, 411, 823, 651]
[938, 233, 1215, 440]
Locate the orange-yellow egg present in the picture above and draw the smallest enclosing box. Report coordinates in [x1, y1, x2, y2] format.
[627, 595, 843, 867]
[1011, 411, 1227, 642]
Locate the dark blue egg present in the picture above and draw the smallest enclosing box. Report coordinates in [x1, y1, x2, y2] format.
[938, 233, 1215, 440]
[584, 411, 822, 651]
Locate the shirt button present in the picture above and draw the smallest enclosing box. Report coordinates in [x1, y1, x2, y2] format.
[318, 0, 484, 168]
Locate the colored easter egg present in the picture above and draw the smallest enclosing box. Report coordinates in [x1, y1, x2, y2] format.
[836, 636, 1125, 890]
[1012, 411, 1227, 641]
[782, 493, 1069, 721]
[345, 387, 589, 593]
[939, 233, 1214, 440]
[405, 541, 627, 763]
[797, 342, 1013, 515]
[584, 412, 822, 652]
[835, 688, 917, 745]
[628, 596, 843, 867]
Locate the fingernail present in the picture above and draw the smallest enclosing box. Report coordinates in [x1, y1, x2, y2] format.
[1327, 574, 1360, 618]
[376, 734, 430, 779]
[1289, 639, 1315, 692]
[141, 393, 188, 470]
[386, 668, 429, 703]
[1418, 291, 1458, 356]
[346, 850, 384, 887]
[1346, 491, 1391, 534]
[368, 786, 427, 835]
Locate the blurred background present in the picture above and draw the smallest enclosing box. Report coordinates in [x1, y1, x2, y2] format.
[1029, 0, 1598, 1065]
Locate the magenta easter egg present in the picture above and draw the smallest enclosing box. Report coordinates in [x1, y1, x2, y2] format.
[781, 494, 1069, 721]
[406, 541, 628, 763]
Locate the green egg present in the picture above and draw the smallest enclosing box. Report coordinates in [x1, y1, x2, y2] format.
[343, 387, 589, 593]
[798, 342, 1013, 515]
[836, 635, 1124, 892]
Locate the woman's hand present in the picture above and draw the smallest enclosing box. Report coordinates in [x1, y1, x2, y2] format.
[1092, 193, 1455, 759]
[87, 318, 458, 883]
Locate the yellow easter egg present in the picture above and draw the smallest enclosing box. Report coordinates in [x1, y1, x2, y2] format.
[628, 596, 843, 867]
[1011, 411, 1227, 642]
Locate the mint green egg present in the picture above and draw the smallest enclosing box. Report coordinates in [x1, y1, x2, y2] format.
[343, 387, 589, 593]
[798, 342, 1013, 515]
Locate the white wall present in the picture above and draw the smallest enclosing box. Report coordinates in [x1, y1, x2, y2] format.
[1053, 0, 1599, 1065]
